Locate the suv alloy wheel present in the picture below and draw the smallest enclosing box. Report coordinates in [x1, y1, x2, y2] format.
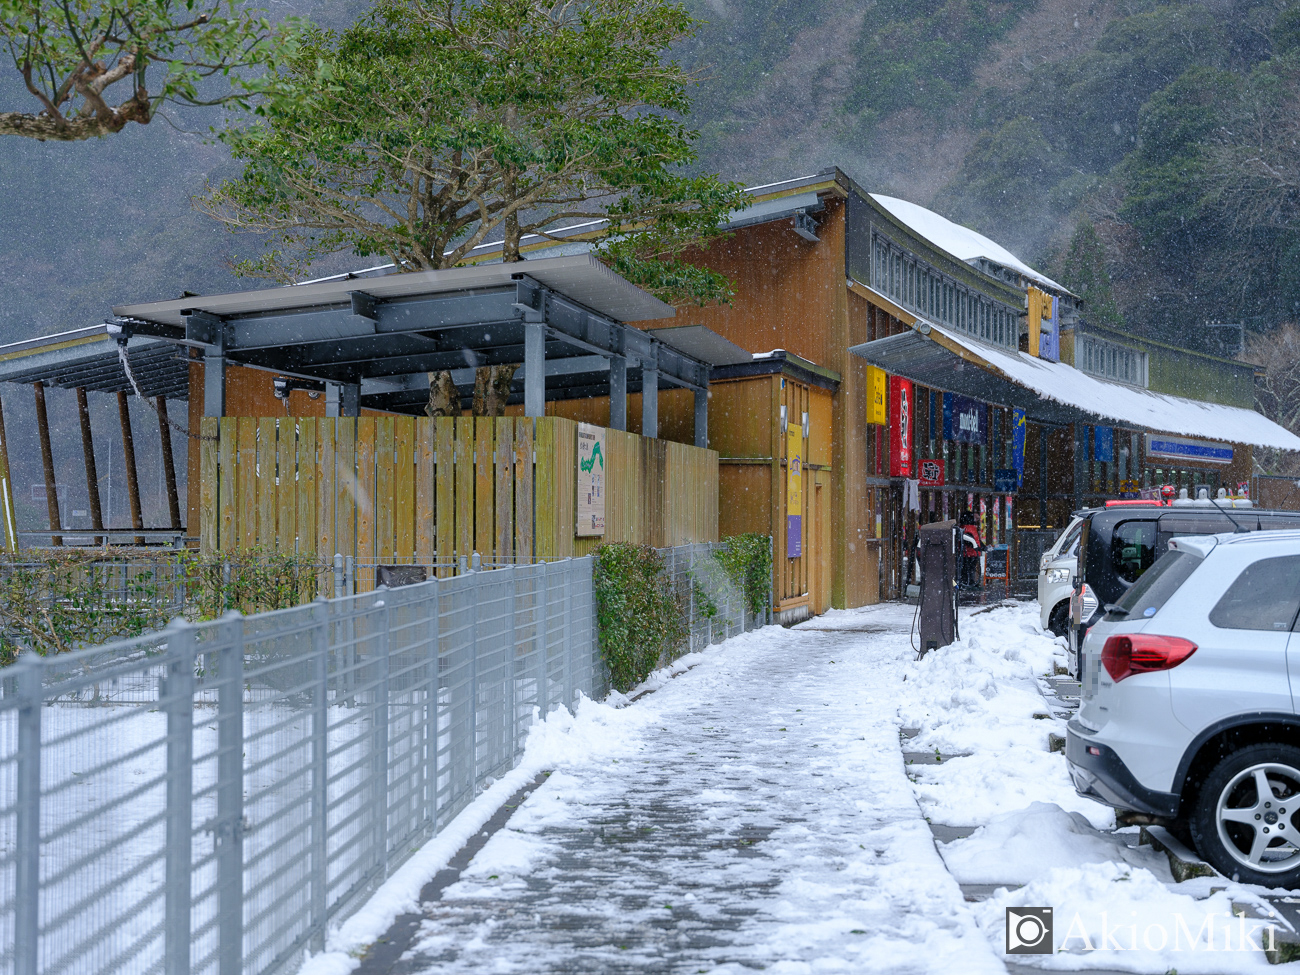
[1189, 744, 1300, 887]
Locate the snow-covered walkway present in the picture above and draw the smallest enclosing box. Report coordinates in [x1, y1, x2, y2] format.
[304, 600, 1295, 975]
[379, 603, 1002, 974]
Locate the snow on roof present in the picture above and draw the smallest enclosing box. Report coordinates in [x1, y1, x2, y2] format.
[931, 323, 1300, 451]
[871, 194, 1069, 295]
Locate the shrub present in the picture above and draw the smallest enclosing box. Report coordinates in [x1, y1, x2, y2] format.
[593, 543, 687, 693]
[714, 533, 772, 617]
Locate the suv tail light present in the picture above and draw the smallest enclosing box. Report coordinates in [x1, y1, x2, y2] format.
[1101, 634, 1197, 682]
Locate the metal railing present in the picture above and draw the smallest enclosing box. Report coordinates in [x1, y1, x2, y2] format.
[0, 535, 771, 975]
[0, 557, 599, 975]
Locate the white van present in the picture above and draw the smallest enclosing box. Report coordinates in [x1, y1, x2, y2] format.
[1038, 515, 1084, 637]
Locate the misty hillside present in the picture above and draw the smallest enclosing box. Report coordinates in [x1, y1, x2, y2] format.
[2, 0, 1298, 353]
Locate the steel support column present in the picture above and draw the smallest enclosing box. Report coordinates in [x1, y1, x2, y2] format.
[203, 351, 225, 418]
[33, 382, 61, 545]
[1072, 421, 1086, 515]
[340, 383, 361, 417]
[0, 393, 17, 552]
[694, 388, 709, 450]
[641, 366, 658, 439]
[524, 322, 545, 418]
[608, 356, 627, 431]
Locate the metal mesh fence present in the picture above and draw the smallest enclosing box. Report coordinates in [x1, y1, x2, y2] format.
[0, 557, 602, 975]
[0, 537, 767, 975]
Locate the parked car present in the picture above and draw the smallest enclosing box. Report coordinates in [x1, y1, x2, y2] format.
[1066, 501, 1300, 678]
[1067, 530, 1300, 887]
[1038, 515, 1084, 637]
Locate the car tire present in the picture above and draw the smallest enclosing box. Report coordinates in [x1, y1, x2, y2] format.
[1047, 602, 1069, 638]
[1189, 743, 1300, 888]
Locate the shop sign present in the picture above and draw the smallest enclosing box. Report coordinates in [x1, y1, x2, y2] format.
[1094, 426, 1114, 463]
[1145, 433, 1233, 465]
[576, 423, 606, 536]
[943, 394, 987, 444]
[918, 458, 945, 487]
[1029, 286, 1060, 363]
[1011, 408, 1027, 489]
[867, 366, 887, 425]
[994, 469, 1018, 493]
[889, 376, 913, 477]
[787, 421, 803, 558]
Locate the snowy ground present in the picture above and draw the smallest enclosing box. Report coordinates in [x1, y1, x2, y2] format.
[300, 601, 1300, 975]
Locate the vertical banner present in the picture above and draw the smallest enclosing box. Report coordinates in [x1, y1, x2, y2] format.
[867, 366, 888, 425]
[576, 422, 606, 536]
[1040, 293, 1060, 362]
[1094, 426, 1114, 463]
[1028, 286, 1060, 362]
[786, 421, 803, 558]
[1011, 408, 1027, 490]
[889, 376, 914, 477]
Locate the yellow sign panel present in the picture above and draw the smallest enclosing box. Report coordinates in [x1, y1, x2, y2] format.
[867, 365, 887, 425]
[786, 422, 802, 516]
[1027, 285, 1047, 358]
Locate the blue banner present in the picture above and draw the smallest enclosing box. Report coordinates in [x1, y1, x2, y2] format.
[1011, 408, 1026, 490]
[1094, 426, 1114, 463]
[943, 394, 987, 444]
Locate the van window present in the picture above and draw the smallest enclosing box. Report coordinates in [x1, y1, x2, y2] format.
[1108, 549, 1202, 621]
[1209, 556, 1300, 631]
[1111, 520, 1158, 585]
[1055, 520, 1082, 559]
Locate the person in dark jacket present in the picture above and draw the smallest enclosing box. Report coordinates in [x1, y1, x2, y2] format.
[958, 509, 983, 589]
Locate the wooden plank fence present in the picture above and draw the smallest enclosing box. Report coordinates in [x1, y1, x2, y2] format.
[199, 415, 719, 591]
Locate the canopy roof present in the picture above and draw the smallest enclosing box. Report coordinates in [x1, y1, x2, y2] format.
[850, 321, 1300, 451]
[0, 325, 189, 399]
[104, 254, 743, 413]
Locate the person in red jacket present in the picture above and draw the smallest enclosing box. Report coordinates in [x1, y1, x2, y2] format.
[959, 509, 983, 589]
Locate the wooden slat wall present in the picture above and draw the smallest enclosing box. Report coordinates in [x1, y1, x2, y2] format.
[200, 417, 720, 572]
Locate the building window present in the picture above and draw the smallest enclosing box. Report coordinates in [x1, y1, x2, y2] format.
[1077, 334, 1148, 387]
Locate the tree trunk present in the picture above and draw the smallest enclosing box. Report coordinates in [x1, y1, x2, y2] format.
[425, 371, 460, 417]
[471, 364, 519, 417]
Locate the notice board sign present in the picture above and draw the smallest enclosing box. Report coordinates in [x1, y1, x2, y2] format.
[984, 544, 1009, 581]
[787, 421, 803, 558]
[918, 458, 945, 487]
[576, 422, 605, 536]
[867, 366, 888, 425]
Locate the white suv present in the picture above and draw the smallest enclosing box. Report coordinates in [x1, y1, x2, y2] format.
[1067, 530, 1300, 888]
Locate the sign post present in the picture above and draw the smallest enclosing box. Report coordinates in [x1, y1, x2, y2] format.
[576, 423, 605, 537]
[787, 421, 803, 558]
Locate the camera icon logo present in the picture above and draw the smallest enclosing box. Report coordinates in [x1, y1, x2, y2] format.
[1005, 907, 1053, 954]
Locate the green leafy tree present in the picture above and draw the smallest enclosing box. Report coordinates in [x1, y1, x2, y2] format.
[0, 0, 302, 141]
[201, 0, 746, 306]
[1056, 220, 1123, 331]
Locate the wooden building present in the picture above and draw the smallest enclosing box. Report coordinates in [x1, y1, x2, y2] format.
[468, 169, 1300, 617]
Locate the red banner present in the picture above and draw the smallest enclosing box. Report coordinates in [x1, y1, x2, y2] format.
[889, 376, 913, 478]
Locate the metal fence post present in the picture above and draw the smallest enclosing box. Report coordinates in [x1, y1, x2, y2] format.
[216, 612, 245, 975]
[310, 599, 329, 951]
[563, 559, 575, 708]
[374, 591, 390, 879]
[504, 565, 515, 760]
[14, 653, 42, 975]
[333, 553, 344, 600]
[163, 621, 196, 975]
[425, 579, 440, 831]
[468, 574, 479, 789]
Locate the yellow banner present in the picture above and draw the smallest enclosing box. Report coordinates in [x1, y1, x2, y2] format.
[786, 422, 802, 517]
[867, 365, 887, 425]
[1027, 285, 1046, 358]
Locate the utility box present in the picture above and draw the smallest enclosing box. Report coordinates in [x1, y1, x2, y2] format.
[917, 520, 958, 654]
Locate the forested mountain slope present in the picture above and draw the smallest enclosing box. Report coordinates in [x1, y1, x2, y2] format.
[2, 0, 1297, 354]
